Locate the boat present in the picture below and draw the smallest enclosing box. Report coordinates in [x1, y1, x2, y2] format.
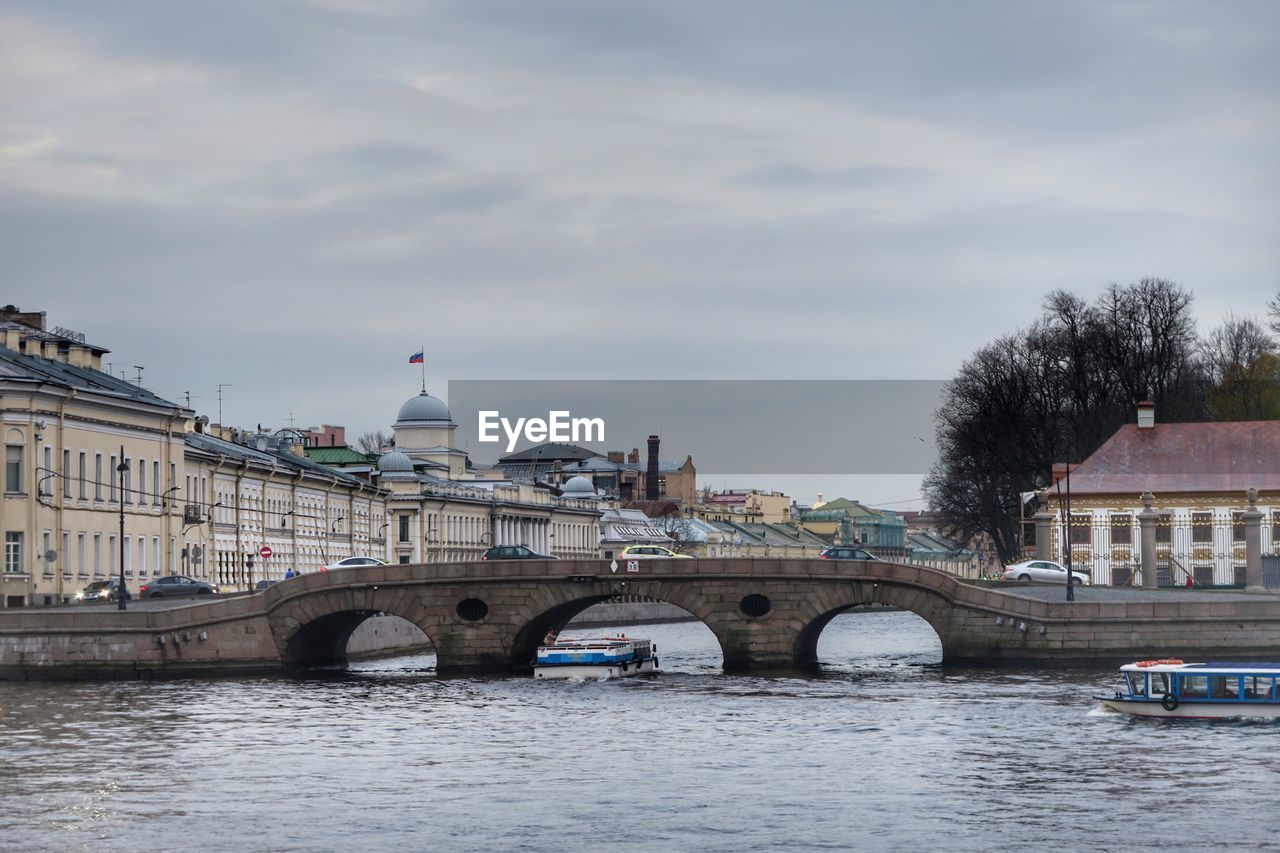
[1097, 659, 1280, 719]
[534, 634, 659, 680]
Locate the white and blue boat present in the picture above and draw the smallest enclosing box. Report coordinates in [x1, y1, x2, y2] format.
[534, 634, 659, 680]
[1098, 659, 1280, 719]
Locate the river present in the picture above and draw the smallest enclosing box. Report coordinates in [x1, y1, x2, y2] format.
[2, 610, 1278, 852]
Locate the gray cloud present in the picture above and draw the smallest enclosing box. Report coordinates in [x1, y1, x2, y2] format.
[2, 1, 1277, 505]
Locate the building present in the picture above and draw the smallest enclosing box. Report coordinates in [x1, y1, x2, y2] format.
[370, 391, 602, 562]
[797, 498, 908, 558]
[691, 489, 792, 524]
[0, 309, 193, 606]
[497, 435, 697, 504]
[0, 307, 396, 605]
[1037, 403, 1280, 586]
[185, 428, 387, 585]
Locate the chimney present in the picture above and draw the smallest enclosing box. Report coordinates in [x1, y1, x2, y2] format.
[628, 448, 640, 464]
[1136, 401, 1155, 430]
[646, 434, 660, 500]
[607, 451, 624, 463]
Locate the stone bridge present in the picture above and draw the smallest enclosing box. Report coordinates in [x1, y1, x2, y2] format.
[4, 558, 1280, 680]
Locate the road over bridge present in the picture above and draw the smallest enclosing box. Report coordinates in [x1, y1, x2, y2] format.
[4, 559, 1280, 680]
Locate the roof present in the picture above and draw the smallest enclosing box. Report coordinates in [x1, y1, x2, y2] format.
[305, 446, 376, 465]
[186, 432, 372, 488]
[1063, 421, 1280, 495]
[497, 443, 603, 463]
[0, 346, 180, 409]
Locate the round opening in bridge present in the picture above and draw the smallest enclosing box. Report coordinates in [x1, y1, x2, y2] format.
[739, 594, 772, 618]
[456, 598, 489, 622]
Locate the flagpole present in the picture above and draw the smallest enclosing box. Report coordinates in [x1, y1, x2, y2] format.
[420, 345, 425, 393]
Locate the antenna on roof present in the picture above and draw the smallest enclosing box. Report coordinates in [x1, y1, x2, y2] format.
[132, 365, 144, 386]
[217, 384, 232, 425]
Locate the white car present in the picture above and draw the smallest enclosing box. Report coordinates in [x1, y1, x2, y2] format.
[320, 556, 390, 572]
[1001, 559, 1089, 585]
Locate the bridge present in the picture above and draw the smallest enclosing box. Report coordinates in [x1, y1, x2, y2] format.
[4, 558, 1280, 680]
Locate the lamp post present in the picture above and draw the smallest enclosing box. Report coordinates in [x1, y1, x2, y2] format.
[117, 447, 129, 611]
[1055, 459, 1075, 603]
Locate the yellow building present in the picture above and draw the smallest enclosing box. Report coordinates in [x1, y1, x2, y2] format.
[0, 308, 388, 604]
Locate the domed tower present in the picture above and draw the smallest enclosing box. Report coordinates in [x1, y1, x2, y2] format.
[561, 475, 599, 500]
[391, 390, 467, 478]
[376, 449, 421, 493]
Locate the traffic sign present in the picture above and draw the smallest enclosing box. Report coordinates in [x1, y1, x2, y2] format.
[259, 546, 273, 560]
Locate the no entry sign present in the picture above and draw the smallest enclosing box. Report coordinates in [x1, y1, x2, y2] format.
[259, 546, 273, 560]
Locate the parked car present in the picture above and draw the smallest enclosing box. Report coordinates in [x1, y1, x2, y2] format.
[320, 556, 390, 572]
[1000, 559, 1089, 585]
[819, 547, 880, 561]
[74, 578, 130, 603]
[616, 545, 693, 560]
[480, 546, 558, 561]
[137, 575, 217, 599]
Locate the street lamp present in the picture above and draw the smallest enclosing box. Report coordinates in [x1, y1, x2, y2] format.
[161, 485, 180, 510]
[1055, 460, 1075, 603]
[281, 510, 295, 528]
[117, 448, 129, 611]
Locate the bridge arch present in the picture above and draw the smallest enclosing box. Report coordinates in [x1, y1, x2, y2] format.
[265, 585, 438, 670]
[509, 585, 730, 669]
[792, 580, 954, 670]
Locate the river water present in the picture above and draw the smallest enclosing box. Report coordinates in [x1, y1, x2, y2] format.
[3, 610, 1279, 852]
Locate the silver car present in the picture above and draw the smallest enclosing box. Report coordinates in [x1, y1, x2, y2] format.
[1001, 560, 1089, 585]
[137, 575, 217, 599]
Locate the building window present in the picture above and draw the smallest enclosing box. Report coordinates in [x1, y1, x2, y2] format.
[63, 449, 71, 498]
[123, 536, 131, 576]
[399, 514, 410, 543]
[1156, 513, 1173, 545]
[93, 533, 102, 574]
[4, 532, 22, 573]
[137, 538, 146, 577]
[1192, 512, 1213, 544]
[61, 532, 69, 573]
[1068, 514, 1091, 546]
[123, 458, 132, 504]
[153, 462, 161, 505]
[1110, 515, 1132, 546]
[77, 533, 85, 575]
[109, 454, 118, 502]
[109, 535, 117, 573]
[138, 458, 146, 505]
[78, 451, 87, 499]
[5, 445, 21, 493]
[95, 453, 103, 501]
[1232, 512, 1246, 544]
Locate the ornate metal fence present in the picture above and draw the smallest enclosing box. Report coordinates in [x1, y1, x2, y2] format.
[1034, 511, 1278, 587]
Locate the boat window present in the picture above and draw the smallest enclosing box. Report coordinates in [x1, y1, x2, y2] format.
[1243, 676, 1276, 700]
[1150, 673, 1170, 695]
[1126, 673, 1147, 696]
[1179, 675, 1208, 698]
[1210, 676, 1241, 699]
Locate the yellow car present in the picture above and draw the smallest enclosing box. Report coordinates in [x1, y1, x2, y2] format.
[617, 545, 694, 560]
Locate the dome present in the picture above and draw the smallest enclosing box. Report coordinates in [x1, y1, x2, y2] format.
[377, 450, 415, 474]
[395, 391, 451, 424]
[562, 475, 595, 494]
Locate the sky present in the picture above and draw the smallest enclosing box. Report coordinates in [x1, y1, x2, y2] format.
[3, 1, 1278, 507]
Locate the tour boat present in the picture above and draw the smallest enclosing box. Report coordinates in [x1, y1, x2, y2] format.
[534, 634, 659, 680]
[1098, 659, 1280, 719]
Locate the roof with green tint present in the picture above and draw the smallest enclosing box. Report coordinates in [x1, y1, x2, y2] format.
[304, 446, 375, 465]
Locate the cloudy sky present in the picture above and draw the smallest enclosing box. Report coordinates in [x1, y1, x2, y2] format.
[3, 1, 1278, 505]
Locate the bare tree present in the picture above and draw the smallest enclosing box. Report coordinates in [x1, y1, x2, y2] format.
[924, 279, 1204, 564]
[354, 430, 390, 455]
[1202, 315, 1280, 420]
[1269, 292, 1280, 337]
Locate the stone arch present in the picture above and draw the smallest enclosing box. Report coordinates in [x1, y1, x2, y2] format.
[792, 580, 953, 669]
[265, 586, 437, 670]
[5, 428, 23, 444]
[508, 584, 730, 669]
